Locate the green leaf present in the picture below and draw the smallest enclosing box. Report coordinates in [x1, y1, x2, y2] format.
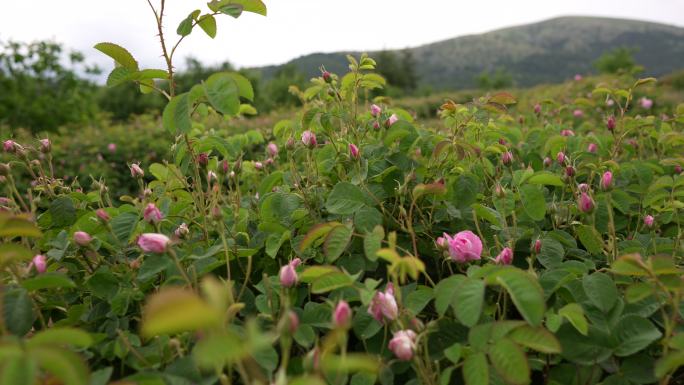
[141, 288, 221, 337]
[28, 328, 93, 348]
[537, 238, 564, 269]
[299, 222, 341, 252]
[0, 244, 33, 266]
[363, 225, 384, 262]
[311, 271, 353, 294]
[488, 338, 530, 385]
[558, 303, 588, 335]
[198, 14, 217, 38]
[582, 272, 618, 313]
[352, 310, 382, 339]
[325, 182, 371, 215]
[208, 0, 267, 15]
[527, 171, 564, 186]
[204, 73, 240, 116]
[162, 93, 192, 134]
[21, 273, 75, 291]
[434, 275, 466, 316]
[106, 67, 132, 87]
[193, 331, 248, 368]
[655, 350, 684, 379]
[508, 325, 561, 354]
[110, 212, 138, 243]
[227, 72, 254, 101]
[556, 323, 612, 365]
[93, 42, 139, 70]
[176, 15, 194, 36]
[3, 287, 34, 336]
[613, 315, 662, 356]
[324, 225, 353, 262]
[492, 268, 545, 326]
[404, 286, 433, 315]
[299, 265, 339, 283]
[49, 196, 76, 228]
[463, 352, 489, 385]
[0, 356, 37, 385]
[444, 343, 462, 364]
[30, 346, 89, 385]
[519, 184, 546, 221]
[576, 225, 604, 254]
[452, 278, 485, 327]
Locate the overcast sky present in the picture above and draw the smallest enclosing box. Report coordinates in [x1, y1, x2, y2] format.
[1, 0, 683, 75]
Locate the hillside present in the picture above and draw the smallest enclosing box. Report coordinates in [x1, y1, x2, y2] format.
[254, 16, 684, 90]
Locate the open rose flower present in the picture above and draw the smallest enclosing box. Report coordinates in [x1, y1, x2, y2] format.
[444, 230, 483, 262]
[137, 233, 170, 253]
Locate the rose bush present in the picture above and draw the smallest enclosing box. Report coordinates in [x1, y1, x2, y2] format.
[1, 1, 684, 385]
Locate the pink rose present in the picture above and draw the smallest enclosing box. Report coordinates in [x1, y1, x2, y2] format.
[73, 231, 92, 247]
[444, 230, 483, 262]
[301, 130, 317, 148]
[388, 330, 417, 361]
[370, 104, 382, 117]
[130, 163, 144, 178]
[494, 247, 513, 265]
[333, 300, 352, 328]
[267, 142, 278, 157]
[578, 192, 594, 213]
[32, 254, 47, 274]
[368, 283, 398, 323]
[143, 203, 163, 224]
[279, 258, 301, 288]
[349, 143, 360, 159]
[644, 215, 654, 228]
[137, 233, 170, 253]
[600, 171, 613, 190]
[385, 114, 399, 127]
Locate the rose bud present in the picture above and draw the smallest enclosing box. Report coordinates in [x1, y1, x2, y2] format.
[39, 139, 51, 153]
[533, 239, 542, 254]
[534, 103, 541, 115]
[32, 254, 47, 274]
[600, 171, 613, 190]
[644, 215, 655, 228]
[502, 151, 513, 165]
[301, 130, 317, 148]
[143, 203, 163, 224]
[254, 161, 263, 171]
[565, 166, 576, 177]
[373, 121, 380, 130]
[675, 165, 682, 174]
[385, 114, 399, 127]
[556, 152, 566, 165]
[286, 137, 295, 150]
[388, 330, 417, 361]
[573, 109, 583, 118]
[108, 143, 117, 153]
[494, 247, 513, 265]
[322, 70, 332, 83]
[368, 283, 398, 323]
[607, 115, 616, 131]
[560, 129, 575, 137]
[578, 183, 589, 193]
[333, 300, 352, 328]
[640, 97, 653, 109]
[130, 163, 145, 178]
[96, 209, 110, 223]
[543, 157, 552, 168]
[279, 258, 301, 288]
[578, 192, 595, 213]
[587, 143, 598, 153]
[267, 142, 278, 158]
[219, 160, 230, 175]
[197, 153, 209, 167]
[3, 140, 17, 153]
[73, 231, 92, 247]
[137, 233, 170, 253]
[174, 222, 189, 238]
[349, 143, 360, 159]
[574, 74, 583, 81]
[370, 104, 382, 117]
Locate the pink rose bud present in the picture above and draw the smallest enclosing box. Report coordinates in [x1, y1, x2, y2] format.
[578, 183, 589, 192]
[108, 143, 117, 153]
[370, 104, 382, 117]
[560, 129, 575, 137]
[287, 310, 299, 334]
[333, 300, 352, 328]
[534, 239, 542, 254]
[322, 71, 332, 83]
[137, 233, 170, 253]
[73, 231, 92, 247]
[3, 140, 16, 153]
[32, 254, 47, 274]
[675, 165, 682, 174]
[435, 236, 447, 249]
[501, 151, 513, 165]
[218, 160, 229, 175]
[279, 258, 301, 288]
[197, 153, 209, 167]
[388, 330, 417, 361]
[254, 161, 263, 170]
[175, 222, 189, 238]
[534, 103, 541, 115]
[349, 143, 360, 159]
[574, 74, 582, 81]
[39, 139, 51, 153]
[556, 152, 566, 165]
[265, 158, 274, 166]
[301, 130, 317, 148]
[573, 109, 584, 118]
[543, 157, 552, 168]
[96, 209, 110, 223]
[444, 230, 483, 263]
[578, 192, 595, 213]
[494, 247, 513, 265]
[143, 203, 164, 224]
[644, 215, 654, 228]
[385, 114, 399, 127]
[373, 121, 380, 130]
[600, 171, 613, 190]
[286, 137, 295, 149]
[639, 97, 653, 109]
[606, 99, 615, 106]
[607, 115, 616, 131]
[130, 163, 144, 178]
[587, 143, 598, 153]
[566, 166, 576, 177]
[267, 142, 278, 157]
[495, 183, 505, 198]
[368, 283, 398, 323]
[207, 171, 217, 182]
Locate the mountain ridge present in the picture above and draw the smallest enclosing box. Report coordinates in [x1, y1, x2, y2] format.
[252, 16, 684, 90]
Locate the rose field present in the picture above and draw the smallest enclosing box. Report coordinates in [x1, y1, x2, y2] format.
[1, 1, 684, 385]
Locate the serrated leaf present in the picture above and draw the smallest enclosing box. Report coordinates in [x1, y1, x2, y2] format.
[491, 268, 545, 326]
[488, 338, 530, 385]
[311, 271, 353, 294]
[582, 272, 617, 313]
[163, 93, 192, 134]
[299, 222, 342, 252]
[527, 172, 564, 187]
[363, 225, 384, 262]
[434, 275, 466, 316]
[198, 14, 217, 38]
[452, 278, 485, 327]
[3, 287, 34, 336]
[613, 315, 662, 356]
[463, 352, 488, 385]
[325, 182, 371, 215]
[324, 225, 353, 262]
[576, 225, 604, 254]
[509, 325, 561, 354]
[204, 73, 240, 116]
[558, 303, 588, 335]
[94, 42, 138, 70]
[519, 184, 546, 221]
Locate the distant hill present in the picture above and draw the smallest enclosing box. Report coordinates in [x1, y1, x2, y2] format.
[253, 16, 684, 90]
